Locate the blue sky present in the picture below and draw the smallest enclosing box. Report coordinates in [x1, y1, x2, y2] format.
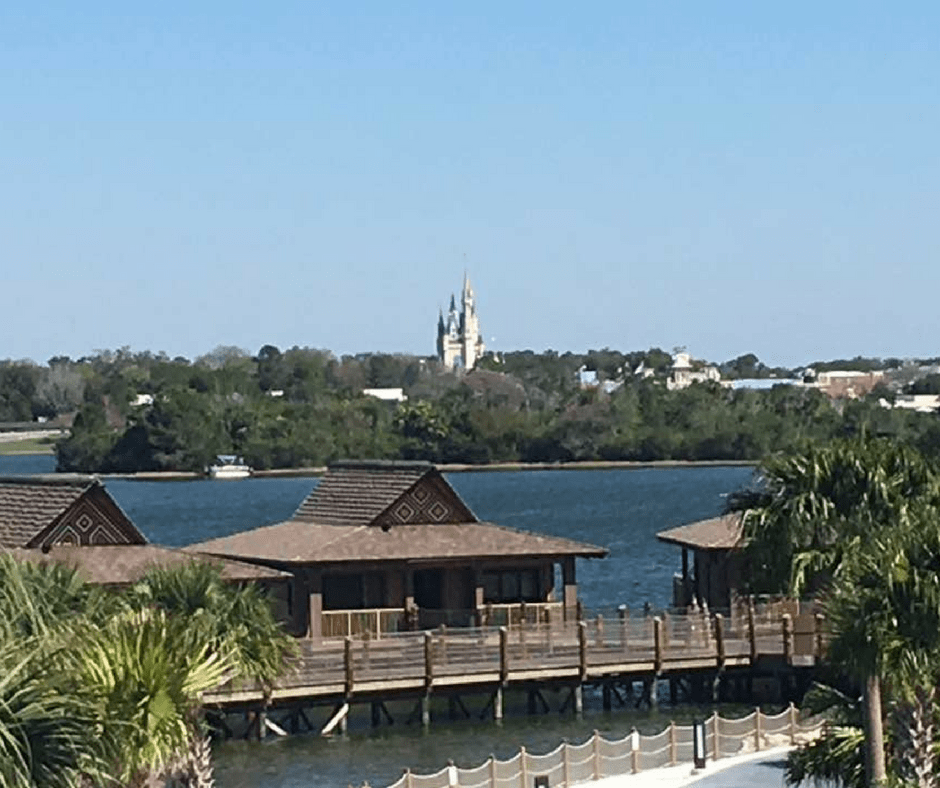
[2, 2, 938, 367]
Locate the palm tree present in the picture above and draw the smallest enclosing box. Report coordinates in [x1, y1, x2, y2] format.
[126, 561, 296, 785]
[731, 438, 940, 787]
[76, 609, 231, 788]
[731, 437, 940, 597]
[129, 561, 295, 692]
[825, 514, 940, 788]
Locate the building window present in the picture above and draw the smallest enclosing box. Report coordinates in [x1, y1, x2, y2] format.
[323, 572, 386, 609]
[481, 568, 542, 603]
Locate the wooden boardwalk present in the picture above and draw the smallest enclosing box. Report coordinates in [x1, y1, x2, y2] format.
[206, 602, 825, 733]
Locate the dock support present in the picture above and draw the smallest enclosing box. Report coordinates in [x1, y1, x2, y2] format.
[493, 686, 503, 722]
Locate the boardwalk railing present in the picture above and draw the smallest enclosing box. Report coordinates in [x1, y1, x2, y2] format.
[383, 705, 824, 788]
[208, 599, 827, 706]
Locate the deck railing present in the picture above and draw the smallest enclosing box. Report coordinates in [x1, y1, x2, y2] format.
[321, 608, 407, 639]
[382, 705, 825, 788]
[211, 599, 828, 703]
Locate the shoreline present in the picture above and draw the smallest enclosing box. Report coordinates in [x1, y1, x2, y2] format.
[102, 459, 757, 481]
[3, 453, 757, 480]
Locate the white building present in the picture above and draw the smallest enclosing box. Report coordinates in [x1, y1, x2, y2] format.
[436, 274, 485, 370]
[666, 352, 723, 390]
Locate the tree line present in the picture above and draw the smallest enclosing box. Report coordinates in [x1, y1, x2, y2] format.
[2, 345, 940, 472]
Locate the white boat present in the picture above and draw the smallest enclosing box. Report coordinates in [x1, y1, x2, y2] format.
[207, 455, 252, 480]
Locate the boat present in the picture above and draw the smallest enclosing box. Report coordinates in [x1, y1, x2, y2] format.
[207, 455, 252, 480]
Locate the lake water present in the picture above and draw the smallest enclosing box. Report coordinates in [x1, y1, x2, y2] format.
[0, 455, 756, 787]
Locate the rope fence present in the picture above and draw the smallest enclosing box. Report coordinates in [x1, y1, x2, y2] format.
[379, 704, 825, 788]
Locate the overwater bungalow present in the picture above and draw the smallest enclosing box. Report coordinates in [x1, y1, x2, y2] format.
[0, 474, 290, 600]
[189, 460, 608, 639]
[656, 513, 744, 610]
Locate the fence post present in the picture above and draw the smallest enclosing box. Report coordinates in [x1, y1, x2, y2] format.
[592, 730, 601, 779]
[519, 745, 527, 788]
[782, 614, 793, 664]
[488, 756, 496, 788]
[344, 636, 355, 695]
[712, 714, 720, 761]
[653, 617, 663, 673]
[755, 707, 762, 751]
[789, 702, 797, 744]
[424, 632, 434, 687]
[563, 741, 571, 786]
[578, 621, 588, 682]
[630, 728, 639, 774]
[405, 768, 414, 788]
[576, 599, 584, 622]
[714, 613, 726, 667]
[748, 599, 757, 662]
[618, 605, 628, 651]
[669, 721, 677, 766]
[814, 613, 825, 661]
[499, 626, 509, 685]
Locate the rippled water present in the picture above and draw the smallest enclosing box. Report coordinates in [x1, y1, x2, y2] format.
[1, 455, 756, 787]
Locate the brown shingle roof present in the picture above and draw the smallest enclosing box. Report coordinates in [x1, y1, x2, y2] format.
[0, 475, 95, 548]
[189, 520, 607, 564]
[294, 460, 464, 526]
[656, 514, 743, 550]
[4, 544, 289, 585]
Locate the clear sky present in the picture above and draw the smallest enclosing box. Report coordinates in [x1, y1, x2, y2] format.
[2, 2, 938, 368]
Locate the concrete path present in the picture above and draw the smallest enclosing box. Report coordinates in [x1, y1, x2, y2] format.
[594, 746, 798, 788]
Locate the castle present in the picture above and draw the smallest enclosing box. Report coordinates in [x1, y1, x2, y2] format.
[436, 274, 485, 370]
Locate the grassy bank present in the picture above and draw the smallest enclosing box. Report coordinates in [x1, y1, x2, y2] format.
[0, 436, 57, 455]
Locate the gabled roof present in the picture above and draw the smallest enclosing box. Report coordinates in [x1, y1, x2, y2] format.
[4, 544, 289, 586]
[656, 514, 743, 551]
[294, 460, 476, 526]
[189, 459, 606, 565]
[0, 475, 147, 549]
[189, 520, 607, 564]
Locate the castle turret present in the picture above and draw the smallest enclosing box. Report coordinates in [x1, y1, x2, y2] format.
[436, 275, 485, 371]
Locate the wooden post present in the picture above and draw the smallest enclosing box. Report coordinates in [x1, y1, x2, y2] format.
[578, 621, 588, 682]
[424, 632, 435, 687]
[714, 613, 725, 665]
[669, 721, 677, 766]
[653, 616, 663, 673]
[630, 728, 639, 774]
[563, 741, 571, 786]
[814, 613, 825, 661]
[618, 605, 628, 651]
[405, 769, 414, 788]
[439, 624, 448, 665]
[712, 714, 720, 761]
[499, 626, 509, 684]
[782, 614, 793, 664]
[748, 599, 757, 662]
[789, 702, 797, 744]
[595, 614, 604, 648]
[592, 730, 601, 779]
[344, 636, 355, 695]
[519, 745, 527, 788]
[755, 707, 762, 751]
[488, 757, 496, 788]
[362, 629, 371, 670]
[576, 599, 584, 622]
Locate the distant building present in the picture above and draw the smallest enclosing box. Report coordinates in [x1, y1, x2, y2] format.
[363, 387, 407, 403]
[437, 274, 485, 371]
[881, 394, 940, 413]
[666, 352, 723, 391]
[811, 370, 885, 400]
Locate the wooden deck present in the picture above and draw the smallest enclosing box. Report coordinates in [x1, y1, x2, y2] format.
[206, 603, 825, 718]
